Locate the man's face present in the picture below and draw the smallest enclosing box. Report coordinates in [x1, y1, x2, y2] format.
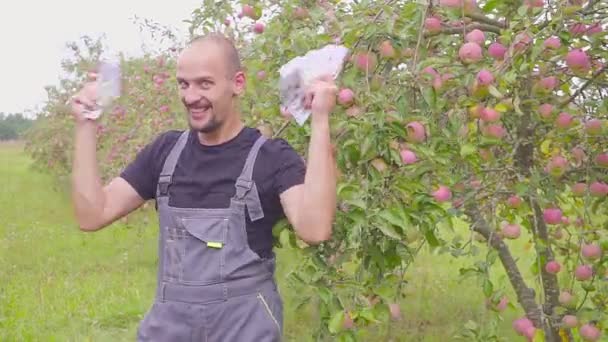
[176, 43, 245, 133]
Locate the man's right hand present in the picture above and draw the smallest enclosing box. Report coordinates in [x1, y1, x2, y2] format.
[69, 72, 100, 125]
[69, 71, 146, 231]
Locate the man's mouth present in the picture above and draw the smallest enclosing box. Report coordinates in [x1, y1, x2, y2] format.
[189, 105, 211, 118]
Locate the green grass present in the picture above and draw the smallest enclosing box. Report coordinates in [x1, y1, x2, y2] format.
[0, 142, 533, 341]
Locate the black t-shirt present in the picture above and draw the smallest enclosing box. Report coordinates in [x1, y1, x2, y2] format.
[120, 126, 306, 259]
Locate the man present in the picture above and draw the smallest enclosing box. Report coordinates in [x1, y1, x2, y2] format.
[69, 32, 337, 341]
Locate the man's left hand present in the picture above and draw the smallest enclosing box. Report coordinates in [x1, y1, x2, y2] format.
[303, 75, 338, 117]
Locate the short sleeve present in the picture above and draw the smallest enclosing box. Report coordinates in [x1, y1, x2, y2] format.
[119, 131, 180, 200]
[272, 138, 306, 195]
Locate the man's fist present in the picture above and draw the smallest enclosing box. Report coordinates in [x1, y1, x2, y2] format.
[69, 73, 99, 124]
[303, 75, 338, 117]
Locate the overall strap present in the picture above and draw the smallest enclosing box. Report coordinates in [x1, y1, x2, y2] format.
[156, 130, 190, 198]
[234, 134, 267, 221]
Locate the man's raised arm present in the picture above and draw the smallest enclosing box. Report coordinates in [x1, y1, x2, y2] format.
[69, 75, 145, 231]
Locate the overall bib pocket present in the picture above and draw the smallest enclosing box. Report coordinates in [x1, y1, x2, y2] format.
[164, 217, 228, 284]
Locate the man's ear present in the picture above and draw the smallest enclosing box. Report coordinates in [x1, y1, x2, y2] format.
[233, 71, 246, 96]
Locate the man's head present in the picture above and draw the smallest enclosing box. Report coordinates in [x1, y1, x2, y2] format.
[176, 33, 246, 134]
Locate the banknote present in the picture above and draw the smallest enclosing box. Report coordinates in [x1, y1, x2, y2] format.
[83, 58, 122, 120]
[278, 44, 349, 125]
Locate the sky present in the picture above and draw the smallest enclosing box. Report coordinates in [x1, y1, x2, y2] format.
[0, 0, 203, 117]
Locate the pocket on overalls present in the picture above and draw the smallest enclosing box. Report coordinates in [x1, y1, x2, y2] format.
[256, 290, 283, 338]
[179, 217, 228, 284]
[164, 226, 185, 281]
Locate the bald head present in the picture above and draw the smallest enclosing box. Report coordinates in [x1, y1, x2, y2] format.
[176, 32, 247, 136]
[183, 33, 242, 77]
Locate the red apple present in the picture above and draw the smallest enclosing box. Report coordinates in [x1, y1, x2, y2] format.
[566, 49, 591, 74]
[544, 208, 562, 224]
[337, 88, 355, 106]
[482, 124, 507, 139]
[425, 17, 442, 34]
[559, 291, 573, 305]
[406, 121, 427, 143]
[589, 182, 608, 197]
[513, 317, 534, 336]
[544, 37, 561, 49]
[252, 22, 265, 34]
[432, 185, 452, 202]
[503, 224, 521, 239]
[400, 149, 418, 164]
[584, 119, 603, 135]
[575, 264, 593, 281]
[294, 7, 309, 19]
[581, 243, 602, 260]
[481, 108, 501, 122]
[507, 195, 522, 208]
[488, 42, 507, 60]
[546, 155, 568, 177]
[562, 315, 578, 328]
[459, 42, 483, 64]
[379, 40, 396, 59]
[596, 153, 608, 167]
[572, 183, 587, 196]
[545, 260, 561, 274]
[580, 323, 601, 341]
[477, 69, 495, 85]
[465, 29, 485, 45]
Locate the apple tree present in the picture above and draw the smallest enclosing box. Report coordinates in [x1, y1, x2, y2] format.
[24, 0, 607, 341]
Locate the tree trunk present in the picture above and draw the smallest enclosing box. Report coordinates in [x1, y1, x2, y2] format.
[530, 199, 562, 341]
[514, 109, 562, 341]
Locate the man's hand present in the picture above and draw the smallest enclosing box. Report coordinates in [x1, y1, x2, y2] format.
[69, 73, 100, 125]
[303, 75, 338, 117]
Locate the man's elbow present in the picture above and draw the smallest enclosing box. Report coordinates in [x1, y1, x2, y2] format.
[73, 208, 105, 232]
[76, 218, 103, 232]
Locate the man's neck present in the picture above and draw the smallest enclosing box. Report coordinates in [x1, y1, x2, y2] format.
[197, 117, 245, 146]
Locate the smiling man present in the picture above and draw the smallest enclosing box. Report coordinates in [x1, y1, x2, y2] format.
[68, 33, 337, 341]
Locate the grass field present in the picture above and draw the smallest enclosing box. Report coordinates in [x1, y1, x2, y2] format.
[0, 141, 534, 341]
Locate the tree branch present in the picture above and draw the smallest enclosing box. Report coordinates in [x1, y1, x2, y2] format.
[425, 23, 502, 37]
[465, 12, 507, 29]
[561, 65, 608, 107]
[463, 203, 542, 327]
[529, 199, 561, 342]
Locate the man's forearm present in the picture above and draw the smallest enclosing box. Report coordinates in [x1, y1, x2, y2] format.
[71, 121, 105, 230]
[298, 113, 337, 241]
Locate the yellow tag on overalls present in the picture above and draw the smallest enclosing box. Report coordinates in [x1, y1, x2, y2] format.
[207, 242, 223, 249]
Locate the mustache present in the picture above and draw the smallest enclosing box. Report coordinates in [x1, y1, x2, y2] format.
[183, 98, 211, 108]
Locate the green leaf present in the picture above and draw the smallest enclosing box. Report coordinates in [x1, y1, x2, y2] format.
[328, 310, 345, 334]
[377, 207, 408, 230]
[318, 286, 333, 304]
[464, 320, 478, 331]
[377, 222, 402, 240]
[532, 329, 545, 342]
[424, 228, 440, 247]
[294, 296, 312, 310]
[279, 228, 291, 248]
[483, 0, 500, 12]
[460, 144, 476, 157]
[358, 308, 380, 323]
[483, 279, 494, 297]
[421, 86, 437, 109]
[487, 85, 504, 99]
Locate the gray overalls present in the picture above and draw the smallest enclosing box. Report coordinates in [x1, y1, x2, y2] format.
[137, 130, 283, 341]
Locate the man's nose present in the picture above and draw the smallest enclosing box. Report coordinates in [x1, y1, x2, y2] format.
[183, 88, 201, 104]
